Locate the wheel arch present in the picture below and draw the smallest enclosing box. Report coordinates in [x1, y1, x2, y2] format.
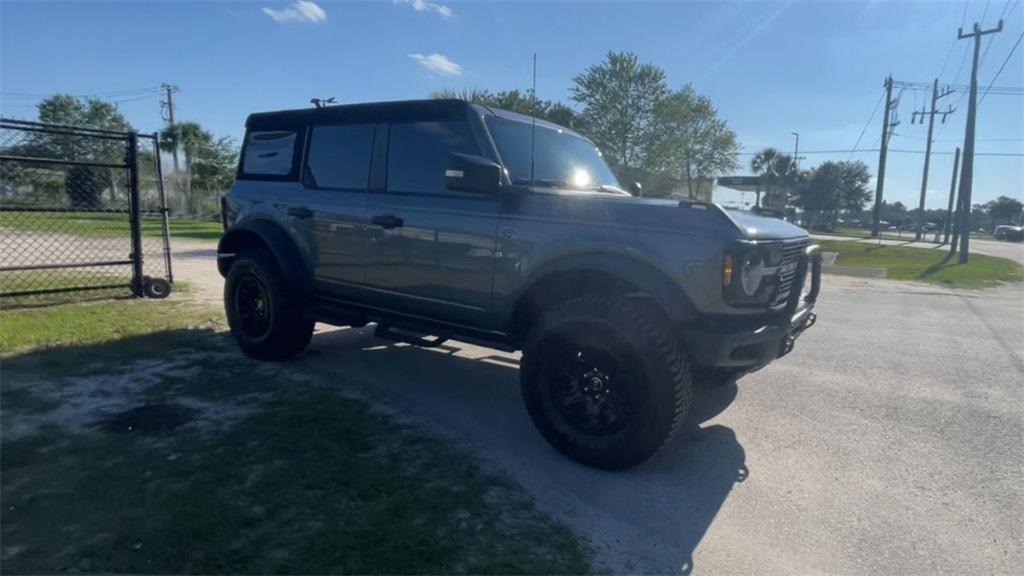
[217, 220, 311, 292]
[509, 253, 699, 341]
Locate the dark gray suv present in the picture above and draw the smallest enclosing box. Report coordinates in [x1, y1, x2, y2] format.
[218, 99, 821, 469]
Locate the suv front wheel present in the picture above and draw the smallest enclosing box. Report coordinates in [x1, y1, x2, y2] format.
[520, 295, 692, 469]
[224, 249, 314, 360]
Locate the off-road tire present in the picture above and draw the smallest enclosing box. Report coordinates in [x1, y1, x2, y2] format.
[224, 249, 314, 361]
[520, 295, 692, 469]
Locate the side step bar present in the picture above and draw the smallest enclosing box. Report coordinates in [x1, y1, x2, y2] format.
[374, 324, 450, 349]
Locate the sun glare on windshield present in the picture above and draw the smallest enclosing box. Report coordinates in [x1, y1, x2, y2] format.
[572, 168, 592, 188]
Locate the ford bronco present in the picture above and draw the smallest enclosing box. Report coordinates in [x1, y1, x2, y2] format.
[218, 99, 821, 469]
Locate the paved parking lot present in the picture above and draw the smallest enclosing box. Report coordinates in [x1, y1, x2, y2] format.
[174, 241, 1023, 575]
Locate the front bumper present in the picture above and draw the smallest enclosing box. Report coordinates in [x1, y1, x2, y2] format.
[683, 244, 822, 371]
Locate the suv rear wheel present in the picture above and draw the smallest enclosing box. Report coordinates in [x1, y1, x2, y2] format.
[224, 249, 314, 360]
[520, 295, 692, 469]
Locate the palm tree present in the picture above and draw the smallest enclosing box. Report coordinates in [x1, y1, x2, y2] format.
[160, 121, 213, 214]
[750, 148, 797, 209]
[750, 147, 780, 208]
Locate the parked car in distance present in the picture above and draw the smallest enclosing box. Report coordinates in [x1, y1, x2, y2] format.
[994, 225, 1024, 242]
[994, 225, 1023, 240]
[218, 99, 822, 469]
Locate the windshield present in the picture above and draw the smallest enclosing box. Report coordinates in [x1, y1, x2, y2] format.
[485, 116, 623, 192]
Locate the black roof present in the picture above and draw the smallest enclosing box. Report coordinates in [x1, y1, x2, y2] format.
[245, 98, 583, 138]
[246, 98, 473, 130]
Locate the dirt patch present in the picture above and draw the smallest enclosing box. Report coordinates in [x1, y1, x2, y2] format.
[97, 403, 194, 435]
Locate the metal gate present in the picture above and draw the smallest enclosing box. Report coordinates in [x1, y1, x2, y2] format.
[0, 118, 173, 300]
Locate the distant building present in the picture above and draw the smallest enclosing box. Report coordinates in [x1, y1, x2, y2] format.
[713, 176, 791, 211]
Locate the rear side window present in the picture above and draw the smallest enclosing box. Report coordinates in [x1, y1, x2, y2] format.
[387, 121, 478, 194]
[242, 130, 298, 177]
[305, 124, 376, 190]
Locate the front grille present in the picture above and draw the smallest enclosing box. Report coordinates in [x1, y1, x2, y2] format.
[770, 238, 810, 308]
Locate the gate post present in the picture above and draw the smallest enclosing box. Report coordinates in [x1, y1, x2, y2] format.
[127, 131, 145, 296]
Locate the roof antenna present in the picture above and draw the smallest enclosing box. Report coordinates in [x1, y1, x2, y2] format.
[529, 53, 537, 189]
[310, 97, 336, 109]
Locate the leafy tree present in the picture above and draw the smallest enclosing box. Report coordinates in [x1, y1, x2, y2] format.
[570, 51, 668, 187]
[880, 200, 909, 226]
[792, 160, 871, 228]
[429, 88, 578, 128]
[835, 161, 872, 212]
[650, 86, 738, 198]
[5, 94, 134, 207]
[981, 195, 1023, 227]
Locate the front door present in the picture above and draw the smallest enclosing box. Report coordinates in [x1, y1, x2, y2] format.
[363, 120, 499, 327]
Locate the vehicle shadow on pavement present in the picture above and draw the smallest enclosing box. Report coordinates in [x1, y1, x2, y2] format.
[303, 327, 747, 575]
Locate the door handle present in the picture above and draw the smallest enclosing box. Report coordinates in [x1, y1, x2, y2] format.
[287, 206, 313, 219]
[371, 214, 404, 229]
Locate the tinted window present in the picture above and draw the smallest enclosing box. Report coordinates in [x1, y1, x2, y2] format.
[242, 130, 297, 176]
[305, 124, 376, 190]
[387, 121, 478, 193]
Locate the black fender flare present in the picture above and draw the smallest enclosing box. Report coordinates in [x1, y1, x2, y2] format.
[217, 219, 312, 293]
[510, 252, 700, 328]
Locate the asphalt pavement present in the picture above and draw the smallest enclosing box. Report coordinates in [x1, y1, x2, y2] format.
[174, 243, 1023, 575]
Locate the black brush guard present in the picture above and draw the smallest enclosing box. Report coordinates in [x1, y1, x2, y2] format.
[682, 244, 822, 371]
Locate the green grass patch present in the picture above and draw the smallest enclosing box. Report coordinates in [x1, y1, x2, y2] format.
[1, 324, 591, 573]
[0, 211, 222, 241]
[831, 226, 871, 238]
[818, 239, 1024, 288]
[0, 296, 219, 356]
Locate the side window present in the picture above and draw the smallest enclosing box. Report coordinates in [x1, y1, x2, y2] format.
[242, 130, 297, 176]
[305, 123, 376, 190]
[387, 121, 478, 193]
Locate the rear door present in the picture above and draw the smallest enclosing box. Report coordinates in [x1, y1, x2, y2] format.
[362, 119, 500, 326]
[300, 122, 377, 295]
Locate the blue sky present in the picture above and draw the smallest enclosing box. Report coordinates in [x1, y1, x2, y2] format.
[2, 0, 1021, 206]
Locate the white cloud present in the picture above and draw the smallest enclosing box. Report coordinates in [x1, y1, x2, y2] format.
[408, 53, 462, 76]
[394, 0, 453, 19]
[262, 1, 327, 24]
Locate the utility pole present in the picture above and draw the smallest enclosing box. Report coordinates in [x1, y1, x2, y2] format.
[943, 147, 961, 245]
[160, 83, 180, 174]
[913, 79, 955, 240]
[950, 182, 963, 255]
[956, 20, 1003, 263]
[871, 76, 898, 238]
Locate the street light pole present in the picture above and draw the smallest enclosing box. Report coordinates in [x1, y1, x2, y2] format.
[791, 131, 800, 169]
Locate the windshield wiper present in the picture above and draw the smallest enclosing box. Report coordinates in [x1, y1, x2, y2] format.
[588, 184, 631, 196]
[513, 178, 571, 188]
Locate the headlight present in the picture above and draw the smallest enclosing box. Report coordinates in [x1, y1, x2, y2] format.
[723, 242, 783, 306]
[739, 252, 766, 296]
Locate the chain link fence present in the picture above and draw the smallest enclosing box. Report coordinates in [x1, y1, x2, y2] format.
[0, 118, 173, 301]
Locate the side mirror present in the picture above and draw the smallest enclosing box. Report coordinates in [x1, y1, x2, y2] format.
[630, 181, 643, 196]
[445, 153, 502, 194]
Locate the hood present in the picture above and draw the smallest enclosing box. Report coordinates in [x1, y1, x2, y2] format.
[721, 209, 809, 240]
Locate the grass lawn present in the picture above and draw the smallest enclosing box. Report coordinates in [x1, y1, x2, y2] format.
[0, 211, 222, 241]
[0, 298, 591, 573]
[818, 239, 1024, 288]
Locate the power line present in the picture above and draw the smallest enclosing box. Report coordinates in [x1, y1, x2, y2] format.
[892, 80, 1022, 93]
[979, 31, 1024, 106]
[894, 133, 1024, 142]
[736, 148, 1023, 157]
[0, 86, 163, 99]
[938, 0, 972, 77]
[848, 89, 885, 160]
